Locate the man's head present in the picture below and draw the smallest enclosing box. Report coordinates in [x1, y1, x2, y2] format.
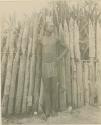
[45, 16, 54, 34]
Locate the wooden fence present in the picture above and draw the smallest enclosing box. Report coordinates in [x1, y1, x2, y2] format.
[1, 13, 101, 116]
[1, 50, 99, 116]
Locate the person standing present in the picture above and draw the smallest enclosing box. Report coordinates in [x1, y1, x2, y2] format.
[36, 16, 68, 119]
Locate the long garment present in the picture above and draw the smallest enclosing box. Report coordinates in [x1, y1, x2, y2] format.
[41, 35, 59, 116]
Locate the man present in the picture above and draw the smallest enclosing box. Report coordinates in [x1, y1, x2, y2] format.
[37, 16, 68, 119]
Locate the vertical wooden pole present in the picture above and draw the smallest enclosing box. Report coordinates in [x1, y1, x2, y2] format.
[89, 20, 96, 58]
[1, 32, 9, 99]
[2, 28, 16, 115]
[89, 19, 96, 105]
[96, 21, 101, 106]
[89, 60, 95, 105]
[33, 43, 42, 112]
[7, 28, 23, 115]
[84, 62, 89, 105]
[27, 15, 40, 109]
[74, 20, 84, 107]
[2, 54, 14, 115]
[58, 24, 67, 110]
[15, 23, 29, 113]
[38, 78, 44, 113]
[76, 61, 84, 107]
[69, 18, 77, 108]
[64, 20, 72, 107]
[33, 14, 44, 111]
[22, 36, 32, 113]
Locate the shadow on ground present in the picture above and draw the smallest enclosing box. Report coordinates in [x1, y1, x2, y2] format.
[2, 106, 101, 125]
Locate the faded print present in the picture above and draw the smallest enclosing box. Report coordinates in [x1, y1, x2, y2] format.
[0, 0, 101, 124]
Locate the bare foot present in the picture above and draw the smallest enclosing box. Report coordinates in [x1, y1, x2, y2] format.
[39, 113, 47, 121]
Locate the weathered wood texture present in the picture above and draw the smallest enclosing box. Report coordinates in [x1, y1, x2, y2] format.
[15, 23, 29, 114]
[1, 16, 100, 116]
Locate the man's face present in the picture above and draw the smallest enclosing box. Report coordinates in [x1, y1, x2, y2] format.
[46, 23, 54, 33]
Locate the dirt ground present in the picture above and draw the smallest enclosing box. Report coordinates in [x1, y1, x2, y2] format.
[2, 105, 101, 125]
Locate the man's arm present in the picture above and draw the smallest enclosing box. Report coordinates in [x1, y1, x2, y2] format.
[56, 38, 69, 62]
[56, 47, 68, 62]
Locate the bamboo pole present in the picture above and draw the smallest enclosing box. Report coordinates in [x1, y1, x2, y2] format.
[1, 30, 7, 61]
[33, 43, 42, 112]
[1, 53, 8, 99]
[15, 22, 29, 114]
[84, 62, 89, 105]
[96, 62, 101, 106]
[72, 61, 77, 109]
[96, 21, 101, 61]
[69, 18, 77, 108]
[7, 27, 23, 115]
[74, 20, 80, 108]
[27, 15, 41, 109]
[60, 57, 67, 110]
[69, 18, 74, 60]
[64, 20, 72, 107]
[22, 36, 32, 113]
[69, 18, 74, 108]
[32, 12, 45, 113]
[58, 23, 67, 110]
[2, 28, 16, 115]
[74, 20, 84, 107]
[1, 32, 10, 99]
[77, 61, 84, 107]
[58, 56, 67, 110]
[38, 78, 44, 113]
[89, 19, 96, 105]
[74, 21, 80, 60]
[89, 60, 95, 105]
[89, 19, 96, 58]
[96, 21, 101, 106]
[65, 54, 72, 106]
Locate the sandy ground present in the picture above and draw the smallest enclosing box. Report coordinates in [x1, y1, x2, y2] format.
[2, 105, 101, 125]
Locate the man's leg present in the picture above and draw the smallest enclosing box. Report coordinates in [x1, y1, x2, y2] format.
[51, 77, 58, 114]
[43, 78, 51, 117]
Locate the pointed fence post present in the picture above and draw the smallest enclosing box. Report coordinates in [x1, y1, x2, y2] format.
[64, 20, 72, 107]
[89, 19, 96, 105]
[7, 28, 23, 115]
[15, 23, 29, 114]
[96, 21, 101, 106]
[2, 28, 16, 115]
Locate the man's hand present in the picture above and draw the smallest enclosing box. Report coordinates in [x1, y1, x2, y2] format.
[56, 48, 68, 62]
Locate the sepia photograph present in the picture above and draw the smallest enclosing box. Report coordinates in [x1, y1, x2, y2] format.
[0, 0, 101, 124]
